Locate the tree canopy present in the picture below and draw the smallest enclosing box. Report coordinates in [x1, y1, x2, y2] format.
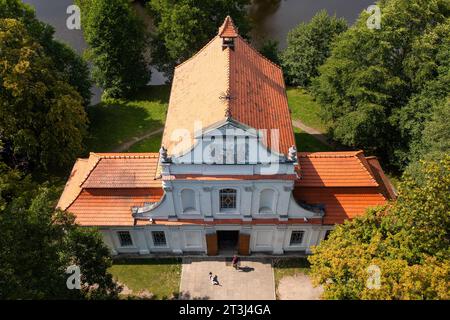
[0, 163, 121, 299]
[148, 0, 251, 78]
[0, 18, 88, 171]
[311, 0, 450, 171]
[0, 0, 92, 106]
[309, 155, 450, 299]
[78, 0, 151, 98]
[281, 10, 347, 87]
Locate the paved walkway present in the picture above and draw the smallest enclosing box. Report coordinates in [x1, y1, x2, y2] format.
[277, 274, 323, 300]
[292, 119, 332, 147]
[179, 258, 275, 300]
[112, 127, 163, 152]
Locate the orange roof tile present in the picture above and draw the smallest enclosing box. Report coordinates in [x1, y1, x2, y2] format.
[294, 187, 387, 224]
[67, 188, 163, 226]
[82, 153, 161, 188]
[218, 15, 238, 38]
[366, 156, 397, 200]
[162, 17, 295, 157]
[296, 151, 379, 187]
[57, 159, 90, 211]
[57, 153, 162, 212]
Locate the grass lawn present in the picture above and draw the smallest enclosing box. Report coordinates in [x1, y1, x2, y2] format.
[287, 87, 328, 133]
[109, 258, 181, 300]
[128, 132, 163, 153]
[86, 85, 170, 152]
[294, 127, 333, 152]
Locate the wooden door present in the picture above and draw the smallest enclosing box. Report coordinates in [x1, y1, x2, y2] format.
[206, 233, 218, 256]
[238, 233, 250, 256]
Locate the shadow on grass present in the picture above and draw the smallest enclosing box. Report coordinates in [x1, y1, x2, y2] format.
[85, 85, 169, 153]
[295, 131, 333, 152]
[273, 257, 311, 269]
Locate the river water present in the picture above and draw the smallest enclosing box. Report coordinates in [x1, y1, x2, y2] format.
[22, 0, 373, 103]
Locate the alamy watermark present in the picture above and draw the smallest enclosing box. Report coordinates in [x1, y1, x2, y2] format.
[66, 264, 81, 290]
[366, 5, 381, 30]
[366, 264, 381, 289]
[66, 5, 81, 30]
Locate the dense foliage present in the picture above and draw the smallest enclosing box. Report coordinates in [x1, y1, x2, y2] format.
[78, 0, 151, 98]
[0, 0, 92, 106]
[148, 0, 251, 78]
[0, 18, 88, 171]
[258, 39, 281, 65]
[281, 10, 347, 86]
[309, 156, 450, 299]
[311, 0, 450, 171]
[0, 164, 121, 299]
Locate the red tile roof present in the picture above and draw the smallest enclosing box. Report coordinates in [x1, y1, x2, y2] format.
[296, 151, 379, 187]
[293, 151, 395, 224]
[162, 16, 295, 156]
[294, 187, 388, 224]
[82, 154, 161, 188]
[58, 153, 163, 226]
[218, 16, 238, 38]
[229, 36, 294, 154]
[67, 188, 163, 226]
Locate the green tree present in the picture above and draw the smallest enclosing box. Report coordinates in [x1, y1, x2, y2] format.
[258, 39, 281, 65]
[308, 156, 450, 299]
[0, 0, 92, 106]
[311, 0, 450, 171]
[0, 18, 88, 171]
[78, 0, 150, 98]
[281, 10, 347, 87]
[148, 0, 251, 78]
[0, 163, 121, 299]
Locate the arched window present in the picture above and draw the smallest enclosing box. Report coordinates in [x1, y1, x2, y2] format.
[259, 189, 275, 213]
[219, 188, 237, 210]
[181, 189, 196, 213]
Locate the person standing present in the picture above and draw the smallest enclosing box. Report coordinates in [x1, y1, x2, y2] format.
[231, 255, 240, 269]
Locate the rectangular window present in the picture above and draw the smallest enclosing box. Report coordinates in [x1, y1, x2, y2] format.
[118, 231, 133, 247]
[289, 231, 305, 246]
[152, 231, 167, 246]
[324, 230, 332, 240]
[220, 188, 237, 210]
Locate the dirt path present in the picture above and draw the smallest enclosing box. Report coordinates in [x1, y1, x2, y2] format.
[112, 127, 164, 152]
[292, 119, 332, 147]
[277, 274, 323, 300]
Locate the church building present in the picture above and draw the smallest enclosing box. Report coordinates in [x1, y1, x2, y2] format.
[58, 17, 396, 256]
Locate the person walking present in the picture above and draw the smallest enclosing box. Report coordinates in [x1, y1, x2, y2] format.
[231, 255, 240, 270]
[209, 272, 220, 286]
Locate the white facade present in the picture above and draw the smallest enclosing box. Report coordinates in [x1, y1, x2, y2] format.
[99, 121, 331, 256]
[101, 224, 333, 256]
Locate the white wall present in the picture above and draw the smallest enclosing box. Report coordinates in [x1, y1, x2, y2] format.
[100, 224, 334, 256]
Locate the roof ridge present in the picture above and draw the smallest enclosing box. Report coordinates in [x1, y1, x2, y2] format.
[218, 15, 238, 38]
[79, 153, 102, 187]
[356, 152, 379, 187]
[297, 151, 361, 158]
[237, 35, 283, 71]
[92, 153, 159, 159]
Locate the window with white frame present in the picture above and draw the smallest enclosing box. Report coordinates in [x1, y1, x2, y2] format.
[324, 230, 332, 240]
[152, 231, 167, 246]
[289, 231, 305, 246]
[117, 231, 133, 247]
[219, 188, 237, 211]
[181, 189, 196, 213]
[259, 189, 275, 213]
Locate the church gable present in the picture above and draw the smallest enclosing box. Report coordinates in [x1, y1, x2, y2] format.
[172, 121, 289, 165]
